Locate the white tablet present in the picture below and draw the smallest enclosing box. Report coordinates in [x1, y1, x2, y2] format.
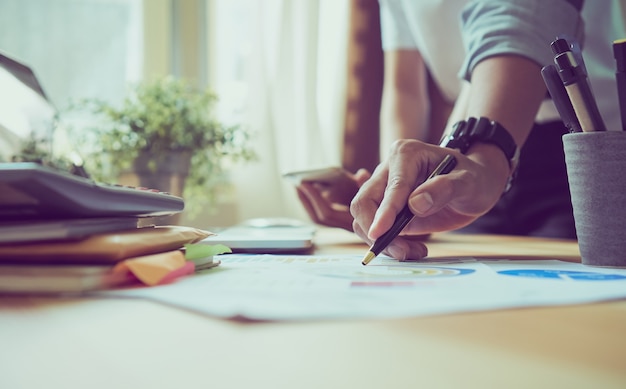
[200, 221, 316, 253]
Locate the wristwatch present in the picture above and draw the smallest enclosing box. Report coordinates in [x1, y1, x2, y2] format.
[440, 117, 520, 192]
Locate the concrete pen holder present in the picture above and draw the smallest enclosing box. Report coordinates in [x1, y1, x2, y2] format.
[563, 131, 626, 267]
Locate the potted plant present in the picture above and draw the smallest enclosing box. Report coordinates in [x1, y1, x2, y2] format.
[64, 76, 255, 221]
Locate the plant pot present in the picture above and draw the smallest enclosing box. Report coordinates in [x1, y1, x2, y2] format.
[133, 150, 192, 225]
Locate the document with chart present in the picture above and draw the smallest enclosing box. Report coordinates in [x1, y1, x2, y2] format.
[100, 255, 626, 321]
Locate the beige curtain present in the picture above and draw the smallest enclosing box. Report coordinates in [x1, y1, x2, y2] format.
[225, 0, 351, 223]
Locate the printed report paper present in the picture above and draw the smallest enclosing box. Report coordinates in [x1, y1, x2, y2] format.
[98, 255, 626, 321]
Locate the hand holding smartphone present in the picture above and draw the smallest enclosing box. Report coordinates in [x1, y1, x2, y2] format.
[283, 166, 351, 185]
[283, 166, 360, 230]
[283, 166, 359, 206]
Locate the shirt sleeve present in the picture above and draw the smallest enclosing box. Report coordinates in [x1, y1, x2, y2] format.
[459, 0, 585, 81]
[378, 0, 417, 50]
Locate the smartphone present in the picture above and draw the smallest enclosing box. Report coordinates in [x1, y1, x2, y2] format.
[283, 166, 358, 205]
[282, 166, 352, 186]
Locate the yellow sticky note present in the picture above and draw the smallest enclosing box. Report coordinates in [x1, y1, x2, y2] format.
[113, 250, 188, 286]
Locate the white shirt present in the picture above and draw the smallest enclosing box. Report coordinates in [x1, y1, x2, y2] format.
[379, 0, 626, 130]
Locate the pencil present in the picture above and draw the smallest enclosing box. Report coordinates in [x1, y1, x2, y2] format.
[554, 49, 606, 132]
[361, 154, 457, 265]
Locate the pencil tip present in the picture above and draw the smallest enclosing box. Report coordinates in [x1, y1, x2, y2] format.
[361, 251, 376, 266]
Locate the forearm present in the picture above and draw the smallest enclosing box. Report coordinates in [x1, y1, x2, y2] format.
[380, 50, 430, 155]
[380, 86, 429, 152]
[465, 55, 546, 148]
[453, 55, 547, 191]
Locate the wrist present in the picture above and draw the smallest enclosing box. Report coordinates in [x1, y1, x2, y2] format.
[440, 117, 520, 192]
[465, 143, 513, 192]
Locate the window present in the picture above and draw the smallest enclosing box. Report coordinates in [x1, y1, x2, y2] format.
[0, 0, 143, 111]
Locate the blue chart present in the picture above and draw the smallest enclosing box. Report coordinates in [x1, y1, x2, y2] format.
[498, 269, 626, 281]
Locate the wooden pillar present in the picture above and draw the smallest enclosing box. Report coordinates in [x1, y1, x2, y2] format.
[342, 0, 384, 174]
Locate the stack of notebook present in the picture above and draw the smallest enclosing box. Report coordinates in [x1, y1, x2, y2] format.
[0, 162, 214, 294]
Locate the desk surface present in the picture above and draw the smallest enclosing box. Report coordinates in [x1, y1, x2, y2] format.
[1, 229, 625, 389]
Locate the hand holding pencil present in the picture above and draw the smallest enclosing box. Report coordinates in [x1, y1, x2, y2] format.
[350, 139, 512, 263]
[361, 154, 457, 265]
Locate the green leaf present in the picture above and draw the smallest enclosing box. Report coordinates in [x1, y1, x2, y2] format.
[184, 243, 232, 262]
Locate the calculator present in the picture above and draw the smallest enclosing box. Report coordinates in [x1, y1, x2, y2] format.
[0, 162, 185, 220]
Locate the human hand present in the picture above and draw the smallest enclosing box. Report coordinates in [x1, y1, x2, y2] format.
[295, 168, 370, 231]
[350, 139, 510, 260]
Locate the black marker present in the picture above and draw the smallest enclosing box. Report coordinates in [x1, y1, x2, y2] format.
[541, 64, 582, 133]
[613, 38, 626, 131]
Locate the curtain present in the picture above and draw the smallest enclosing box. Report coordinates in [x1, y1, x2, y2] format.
[225, 0, 350, 222]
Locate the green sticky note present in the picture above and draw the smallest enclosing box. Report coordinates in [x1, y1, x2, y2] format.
[184, 243, 232, 262]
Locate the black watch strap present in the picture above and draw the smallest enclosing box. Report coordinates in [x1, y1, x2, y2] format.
[440, 117, 520, 192]
[440, 117, 519, 169]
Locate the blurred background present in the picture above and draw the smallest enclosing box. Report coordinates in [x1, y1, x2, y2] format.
[0, 0, 386, 228]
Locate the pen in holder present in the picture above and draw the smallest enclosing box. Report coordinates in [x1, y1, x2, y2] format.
[563, 131, 626, 267]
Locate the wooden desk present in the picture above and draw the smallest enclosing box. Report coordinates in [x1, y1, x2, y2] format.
[1, 229, 625, 389]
